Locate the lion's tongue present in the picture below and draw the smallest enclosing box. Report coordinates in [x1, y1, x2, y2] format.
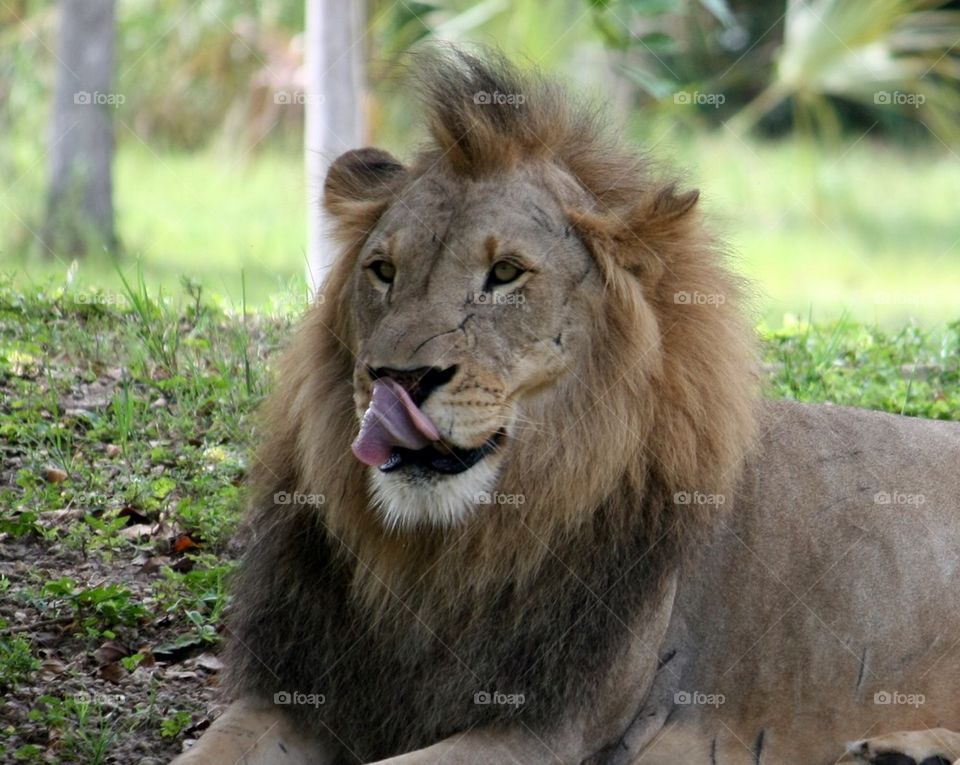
[352, 378, 440, 467]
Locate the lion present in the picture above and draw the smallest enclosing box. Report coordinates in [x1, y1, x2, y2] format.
[170, 50, 960, 765]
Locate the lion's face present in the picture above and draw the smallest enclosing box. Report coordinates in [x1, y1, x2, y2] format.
[347, 166, 598, 529]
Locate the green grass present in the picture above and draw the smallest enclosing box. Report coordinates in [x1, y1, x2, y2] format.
[665, 131, 960, 327]
[0, 277, 284, 762]
[2, 129, 959, 324]
[2, 143, 309, 311]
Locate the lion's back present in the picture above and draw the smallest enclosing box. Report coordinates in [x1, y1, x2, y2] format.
[662, 400, 960, 763]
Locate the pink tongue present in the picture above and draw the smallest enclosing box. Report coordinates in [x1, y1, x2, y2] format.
[352, 378, 440, 467]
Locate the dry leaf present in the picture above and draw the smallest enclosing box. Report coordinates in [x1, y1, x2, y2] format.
[94, 640, 128, 666]
[172, 534, 197, 554]
[40, 657, 67, 676]
[140, 555, 172, 574]
[97, 662, 126, 683]
[119, 523, 154, 540]
[194, 653, 224, 672]
[43, 467, 68, 483]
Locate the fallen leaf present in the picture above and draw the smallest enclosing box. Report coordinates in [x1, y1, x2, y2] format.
[194, 653, 224, 672]
[171, 534, 197, 554]
[97, 662, 125, 683]
[119, 523, 154, 540]
[94, 640, 128, 666]
[39, 507, 85, 527]
[43, 467, 68, 483]
[140, 555, 172, 574]
[40, 657, 67, 676]
[166, 669, 199, 680]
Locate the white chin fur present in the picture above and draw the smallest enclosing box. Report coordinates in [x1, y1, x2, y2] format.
[368, 458, 500, 531]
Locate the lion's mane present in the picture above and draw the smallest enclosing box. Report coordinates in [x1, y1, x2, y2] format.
[223, 50, 759, 764]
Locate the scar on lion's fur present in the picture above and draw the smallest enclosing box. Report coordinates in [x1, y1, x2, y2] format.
[223, 48, 760, 762]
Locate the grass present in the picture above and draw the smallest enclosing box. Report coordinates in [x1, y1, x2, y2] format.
[674, 132, 960, 327]
[2, 143, 310, 310]
[2, 130, 959, 326]
[0, 275, 957, 761]
[0, 277, 284, 762]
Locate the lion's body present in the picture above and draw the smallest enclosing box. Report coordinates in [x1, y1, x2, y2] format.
[170, 51, 960, 765]
[642, 400, 960, 763]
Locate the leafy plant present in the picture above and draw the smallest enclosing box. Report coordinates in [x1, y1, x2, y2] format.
[29, 695, 116, 765]
[0, 636, 40, 690]
[41, 578, 150, 631]
[729, 0, 960, 140]
[159, 709, 192, 739]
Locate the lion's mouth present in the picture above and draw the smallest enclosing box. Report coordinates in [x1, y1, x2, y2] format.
[379, 431, 504, 475]
[352, 378, 503, 475]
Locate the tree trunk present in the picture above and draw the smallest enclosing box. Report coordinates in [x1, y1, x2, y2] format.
[304, 0, 365, 293]
[43, 0, 117, 257]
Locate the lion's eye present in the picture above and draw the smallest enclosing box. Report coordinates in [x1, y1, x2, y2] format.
[368, 259, 396, 284]
[488, 261, 523, 287]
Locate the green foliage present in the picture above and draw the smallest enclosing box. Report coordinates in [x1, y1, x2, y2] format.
[0, 636, 40, 690]
[730, 0, 960, 140]
[159, 710, 192, 739]
[41, 578, 150, 631]
[762, 318, 960, 419]
[116, 263, 182, 373]
[28, 695, 117, 765]
[588, 0, 960, 140]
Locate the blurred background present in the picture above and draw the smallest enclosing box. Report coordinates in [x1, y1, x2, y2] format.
[1, 0, 958, 327]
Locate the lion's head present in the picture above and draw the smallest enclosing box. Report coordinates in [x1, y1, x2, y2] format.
[339, 147, 607, 529]
[248, 49, 758, 603]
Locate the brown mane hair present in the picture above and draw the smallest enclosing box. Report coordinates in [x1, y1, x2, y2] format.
[224, 48, 759, 763]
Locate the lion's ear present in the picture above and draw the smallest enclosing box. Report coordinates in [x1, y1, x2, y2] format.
[323, 148, 407, 241]
[569, 184, 699, 285]
[632, 184, 699, 234]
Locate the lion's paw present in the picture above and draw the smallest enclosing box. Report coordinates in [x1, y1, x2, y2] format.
[846, 728, 960, 765]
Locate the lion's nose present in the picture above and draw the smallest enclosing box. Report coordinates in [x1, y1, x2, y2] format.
[368, 365, 458, 406]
